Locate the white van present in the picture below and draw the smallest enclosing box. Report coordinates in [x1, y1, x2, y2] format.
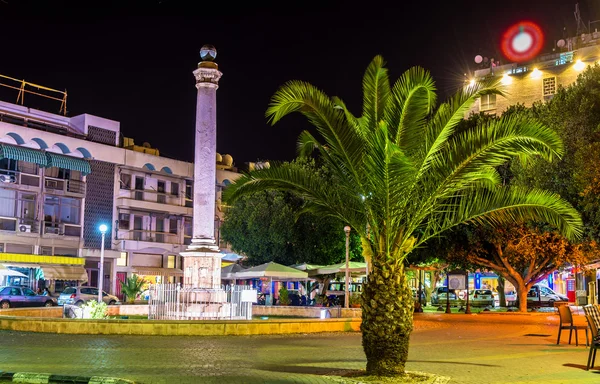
[527, 284, 568, 306]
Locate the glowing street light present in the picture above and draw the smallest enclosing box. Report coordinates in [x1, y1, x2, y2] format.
[98, 224, 108, 304]
[574, 59, 586, 71]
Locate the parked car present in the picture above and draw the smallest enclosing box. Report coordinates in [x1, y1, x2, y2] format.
[431, 286, 459, 306]
[57, 286, 119, 306]
[527, 284, 568, 307]
[468, 289, 494, 307]
[0, 286, 57, 308]
[411, 287, 426, 303]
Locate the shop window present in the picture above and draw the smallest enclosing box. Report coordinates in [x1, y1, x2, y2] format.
[117, 252, 128, 267]
[167, 255, 176, 269]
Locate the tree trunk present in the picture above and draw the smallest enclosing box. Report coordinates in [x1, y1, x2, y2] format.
[361, 261, 413, 375]
[497, 276, 506, 307]
[517, 284, 529, 312]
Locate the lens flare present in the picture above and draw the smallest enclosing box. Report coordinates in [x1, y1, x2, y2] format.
[501, 21, 544, 63]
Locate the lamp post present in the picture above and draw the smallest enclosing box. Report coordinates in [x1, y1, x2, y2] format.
[98, 224, 108, 304]
[344, 225, 351, 308]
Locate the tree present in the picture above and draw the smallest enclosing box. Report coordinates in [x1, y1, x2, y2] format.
[443, 223, 594, 312]
[223, 56, 582, 376]
[119, 274, 145, 304]
[221, 160, 362, 266]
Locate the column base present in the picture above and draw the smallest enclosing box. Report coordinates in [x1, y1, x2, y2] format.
[180, 239, 222, 289]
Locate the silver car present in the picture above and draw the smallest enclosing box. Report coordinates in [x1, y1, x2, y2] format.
[57, 286, 119, 306]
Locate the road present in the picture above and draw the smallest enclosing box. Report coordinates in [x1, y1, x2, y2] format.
[0, 312, 597, 383]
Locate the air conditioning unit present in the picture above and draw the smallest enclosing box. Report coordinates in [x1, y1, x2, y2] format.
[19, 224, 32, 233]
[0, 174, 16, 183]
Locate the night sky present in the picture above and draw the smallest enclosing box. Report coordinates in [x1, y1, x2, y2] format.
[0, 0, 598, 166]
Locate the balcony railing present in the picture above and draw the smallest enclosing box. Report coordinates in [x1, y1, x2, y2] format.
[120, 189, 182, 207]
[0, 217, 39, 234]
[0, 170, 40, 188]
[120, 229, 180, 244]
[44, 177, 86, 195]
[43, 221, 81, 237]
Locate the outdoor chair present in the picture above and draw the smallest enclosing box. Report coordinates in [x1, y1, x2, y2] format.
[557, 305, 588, 347]
[582, 305, 600, 370]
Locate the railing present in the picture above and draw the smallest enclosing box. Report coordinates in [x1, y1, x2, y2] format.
[120, 229, 180, 244]
[0, 170, 40, 187]
[122, 189, 182, 206]
[44, 177, 86, 195]
[43, 222, 81, 237]
[148, 284, 256, 320]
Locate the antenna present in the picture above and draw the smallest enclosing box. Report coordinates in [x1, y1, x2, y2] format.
[575, 3, 588, 36]
[474, 55, 483, 64]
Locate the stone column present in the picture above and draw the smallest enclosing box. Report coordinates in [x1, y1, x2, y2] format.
[180, 45, 223, 289]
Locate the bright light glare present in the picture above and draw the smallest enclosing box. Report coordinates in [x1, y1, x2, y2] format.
[531, 68, 541, 78]
[99, 224, 108, 233]
[574, 59, 585, 71]
[501, 73, 513, 85]
[469, 79, 475, 86]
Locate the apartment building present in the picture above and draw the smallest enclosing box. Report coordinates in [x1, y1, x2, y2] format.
[0, 97, 240, 297]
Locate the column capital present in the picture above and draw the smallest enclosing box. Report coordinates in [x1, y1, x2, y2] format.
[194, 64, 222, 88]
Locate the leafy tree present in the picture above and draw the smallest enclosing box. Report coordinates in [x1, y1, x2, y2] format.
[278, 285, 290, 305]
[223, 56, 582, 376]
[443, 223, 595, 312]
[221, 160, 362, 266]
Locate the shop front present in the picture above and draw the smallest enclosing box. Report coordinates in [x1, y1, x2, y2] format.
[0, 253, 87, 294]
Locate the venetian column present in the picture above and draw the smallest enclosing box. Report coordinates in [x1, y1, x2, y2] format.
[180, 45, 223, 289]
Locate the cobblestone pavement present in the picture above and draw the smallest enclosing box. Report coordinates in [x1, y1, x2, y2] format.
[0, 312, 599, 383]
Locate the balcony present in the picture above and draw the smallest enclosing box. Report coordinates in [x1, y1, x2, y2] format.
[119, 229, 181, 245]
[0, 170, 40, 188]
[0, 217, 40, 235]
[116, 189, 191, 216]
[44, 177, 86, 195]
[43, 221, 81, 238]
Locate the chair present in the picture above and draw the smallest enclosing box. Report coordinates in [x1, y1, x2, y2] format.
[557, 305, 588, 346]
[582, 305, 600, 370]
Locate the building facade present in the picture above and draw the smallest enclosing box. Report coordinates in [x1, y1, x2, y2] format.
[467, 33, 600, 116]
[0, 98, 240, 297]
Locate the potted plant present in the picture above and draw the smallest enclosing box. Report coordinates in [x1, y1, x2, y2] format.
[315, 294, 328, 307]
[349, 293, 361, 308]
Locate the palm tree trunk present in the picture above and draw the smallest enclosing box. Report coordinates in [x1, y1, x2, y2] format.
[361, 261, 413, 375]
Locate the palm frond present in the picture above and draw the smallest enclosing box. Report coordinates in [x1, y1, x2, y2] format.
[361, 56, 391, 132]
[384, 66, 437, 150]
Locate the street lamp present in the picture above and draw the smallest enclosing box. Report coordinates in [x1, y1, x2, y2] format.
[98, 224, 108, 304]
[344, 225, 351, 308]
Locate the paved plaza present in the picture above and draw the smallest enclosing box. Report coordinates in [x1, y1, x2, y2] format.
[1, 312, 599, 383]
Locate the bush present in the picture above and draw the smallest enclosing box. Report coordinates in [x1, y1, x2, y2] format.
[278, 286, 290, 306]
[349, 293, 361, 307]
[82, 300, 108, 319]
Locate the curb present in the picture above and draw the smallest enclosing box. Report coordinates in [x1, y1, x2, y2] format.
[0, 372, 135, 384]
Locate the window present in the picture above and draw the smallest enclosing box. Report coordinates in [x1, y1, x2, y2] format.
[157, 180, 166, 203]
[185, 179, 193, 208]
[80, 287, 93, 295]
[167, 255, 176, 269]
[183, 216, 192, 245]
[44, 195, 81, 226]
[157, 181, 166, 193]
[543, 77, 557, 97]
[0, 188, 16, 217]
[40, 246, 53, 255]
[5, 243, 32, 254]
[171, 182, 179, 196]
[120, 173, 131, 189]
[117, 252, 128, 267]
[23, 288, 35, 296]
[54, 247, 78, 256]
[0, 158, 17, 173]
[118, 213, 130, 229]
[169, 218, 178, 234]
[480, 94, 496, 111]
[17, 161, 38, 175]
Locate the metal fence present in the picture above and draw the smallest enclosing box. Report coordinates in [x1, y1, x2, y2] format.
[148, 284, 255, 320]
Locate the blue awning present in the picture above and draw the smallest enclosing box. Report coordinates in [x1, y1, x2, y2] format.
[0, 144, 47, 166]
[46, 152, 91, 175]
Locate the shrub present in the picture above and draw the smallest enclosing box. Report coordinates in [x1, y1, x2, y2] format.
[349, 293, 361, 307]
[82, 300, 108, 319]
[278, 285, 290, 306]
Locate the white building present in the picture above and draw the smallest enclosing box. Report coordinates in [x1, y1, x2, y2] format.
[0, 97, 240, 298]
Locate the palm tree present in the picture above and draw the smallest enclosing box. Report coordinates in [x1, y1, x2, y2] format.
[223, 56, 583, 376]
[119, 274, 145, 304]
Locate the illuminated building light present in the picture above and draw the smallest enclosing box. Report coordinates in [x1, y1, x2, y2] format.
[574, 59, 586, 71]
[501, 73, 513, 85]
[531, 68, 541, 78]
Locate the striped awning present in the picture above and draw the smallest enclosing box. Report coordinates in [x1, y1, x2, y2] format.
[46, 152, 92, 175]
[0, 144, 47, 166]
[41, 265, 88, 282]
